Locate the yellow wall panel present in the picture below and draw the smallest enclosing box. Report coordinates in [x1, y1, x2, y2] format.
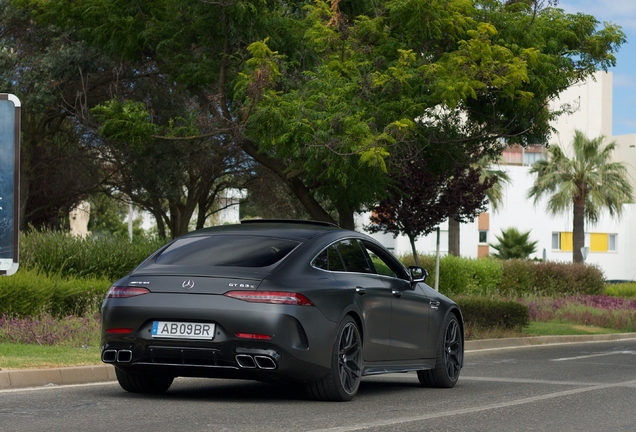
[560, 232, 573, 251]
[590, 233, 608, 252]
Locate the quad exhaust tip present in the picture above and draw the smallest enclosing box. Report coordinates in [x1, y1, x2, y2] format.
[235, 354, 277, 370]
[102, 349, 133, 363]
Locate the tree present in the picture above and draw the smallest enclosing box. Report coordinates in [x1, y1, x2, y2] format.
[20, 0, 625, 230]
[528, 130, 634, 263]
[448, 155, 512, 255]
[0, 1, 108, 229]
[91, 99, 251, 239]
[367, 162, 493, 266]
[489, 227, 538, 259]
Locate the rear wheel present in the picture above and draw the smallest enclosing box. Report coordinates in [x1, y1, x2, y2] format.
[306, 316, 362, 401]
[115, 367, 174, 394]
[418, 314, 462, 388]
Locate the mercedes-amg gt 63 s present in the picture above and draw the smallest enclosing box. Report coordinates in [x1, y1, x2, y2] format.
[101, 220, 464, 401]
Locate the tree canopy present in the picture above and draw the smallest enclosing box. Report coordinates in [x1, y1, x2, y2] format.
[8, 0, 627, 231]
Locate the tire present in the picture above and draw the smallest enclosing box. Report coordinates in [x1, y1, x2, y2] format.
[115, 367, 174, 394]
[418, 313, 463, 388]
[306, 316, 363, 401]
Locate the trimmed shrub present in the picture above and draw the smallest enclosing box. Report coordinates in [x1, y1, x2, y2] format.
[20, 230, 166, 280]
[400, 254, 502, 296]
[457, 297, 530, 330]
[0, 269, 110, 317]
[605, 282, 636, 299]
[497, 260, 604, 296]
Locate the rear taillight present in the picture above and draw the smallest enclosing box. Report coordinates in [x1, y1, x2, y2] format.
[105, 328, 133, 334]
[224, 291, 315, 306]
[106, 286, 151, 298]
[235, 332, 272, 340]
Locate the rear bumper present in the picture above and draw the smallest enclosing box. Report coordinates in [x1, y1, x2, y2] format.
[101, 293, 337, 382]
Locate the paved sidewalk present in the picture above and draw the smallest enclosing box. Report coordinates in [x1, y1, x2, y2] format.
[2, 333, 636, 391]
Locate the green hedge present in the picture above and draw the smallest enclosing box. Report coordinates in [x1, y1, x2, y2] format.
[456, 297, 530, 330]
[401, 255, 502, 296]
[20, 231, 166, 280]
[605, 282, 636, 299]
[400, 255, 605, 297]
[0, 269, 111, 317]
[498, 260, 604, 296]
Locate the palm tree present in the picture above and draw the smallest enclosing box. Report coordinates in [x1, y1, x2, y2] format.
[527, 130, 634, 263]
[448, 155, 511, 256]
[490, 227, 538, 260]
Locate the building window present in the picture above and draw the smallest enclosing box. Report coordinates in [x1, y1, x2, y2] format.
[552, 231, 615, 252]
[479, 230, 488, 244]
[524, 151, 545, 166]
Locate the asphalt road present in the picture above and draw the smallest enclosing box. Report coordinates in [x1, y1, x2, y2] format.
[1, 339, 636, 432]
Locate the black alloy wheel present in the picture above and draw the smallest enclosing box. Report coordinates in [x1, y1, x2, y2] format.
[306, 316, 363, 401]
[418, 314, 463, 388]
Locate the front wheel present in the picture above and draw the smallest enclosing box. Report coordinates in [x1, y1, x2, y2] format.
[418, 313, 463, 388]
[306, 316, 362, 401]
[115, 367, 174, 394]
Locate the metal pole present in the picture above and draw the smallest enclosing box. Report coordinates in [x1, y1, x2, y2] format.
[128, 202, 133, 242]
[435, 227, 440, 291]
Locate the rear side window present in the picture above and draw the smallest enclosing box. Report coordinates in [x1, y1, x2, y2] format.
[336, 239, 372, 273]
[313, 245, 346, 272]
[155, 235, 300, 267]
[312, 239, 372, 274]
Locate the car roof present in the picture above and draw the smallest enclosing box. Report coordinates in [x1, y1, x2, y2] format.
[179, 220, 343, 242]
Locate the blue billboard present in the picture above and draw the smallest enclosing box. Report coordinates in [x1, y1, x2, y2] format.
[0, 94, 20, 276]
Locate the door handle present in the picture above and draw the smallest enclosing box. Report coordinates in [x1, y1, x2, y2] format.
[355, 287, 366, 295]
[430, 300, 440, 310]
[391, 289, 402, 298]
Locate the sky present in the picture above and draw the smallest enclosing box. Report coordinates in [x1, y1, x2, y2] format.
[559, 0, 636, 136]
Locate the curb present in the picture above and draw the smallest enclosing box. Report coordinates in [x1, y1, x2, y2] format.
[0, 364, 116, 390]
[3, 333, 636, 391]
[464, 332, 636, 351]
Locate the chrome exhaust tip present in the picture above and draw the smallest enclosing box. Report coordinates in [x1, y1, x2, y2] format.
[116, 349, 133, 363]
[102, 349, 117, 363]
[254, 355, 277, 370]
[235, 354, 256, 368]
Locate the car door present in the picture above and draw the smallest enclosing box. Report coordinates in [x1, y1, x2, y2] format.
[360, 241, 431, 361]
[323, 239, 392, 362]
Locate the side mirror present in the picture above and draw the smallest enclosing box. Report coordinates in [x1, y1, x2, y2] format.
[409, 266, 428, 283]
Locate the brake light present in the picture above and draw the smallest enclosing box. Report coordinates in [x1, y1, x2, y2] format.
[235, 333, 272, 340]
[105, 328, 133, 334]
[224, 291, 315, 306]
[106, 286, 151, 298]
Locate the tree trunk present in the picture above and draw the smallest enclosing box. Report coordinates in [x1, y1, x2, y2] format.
[572, 193, 585, 264]
[448, 217, 460, 256]
[241, 140, 336, 225]
[409, 234, 420, 266]
[337, 204, 355, 230]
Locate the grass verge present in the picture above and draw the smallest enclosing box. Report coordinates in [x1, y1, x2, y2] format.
[0, 343, 101, 370]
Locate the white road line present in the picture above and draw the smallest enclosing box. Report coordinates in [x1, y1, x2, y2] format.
[308, 379, 636, 432]
[459, 376, 604, 386]
[551, 351, 636, 362]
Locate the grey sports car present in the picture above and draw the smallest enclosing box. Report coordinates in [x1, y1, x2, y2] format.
[101, 220, 464, 401]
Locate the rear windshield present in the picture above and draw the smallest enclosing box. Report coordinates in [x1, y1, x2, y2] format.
[154, 235, 300, 267]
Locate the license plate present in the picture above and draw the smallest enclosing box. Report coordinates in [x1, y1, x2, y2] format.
[151, 321, 215, 340]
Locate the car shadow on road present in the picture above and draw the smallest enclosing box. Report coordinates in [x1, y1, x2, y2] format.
[108, 374, 429, 402]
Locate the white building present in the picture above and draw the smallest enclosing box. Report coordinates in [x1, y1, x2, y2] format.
[359, 72, 636, 281]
